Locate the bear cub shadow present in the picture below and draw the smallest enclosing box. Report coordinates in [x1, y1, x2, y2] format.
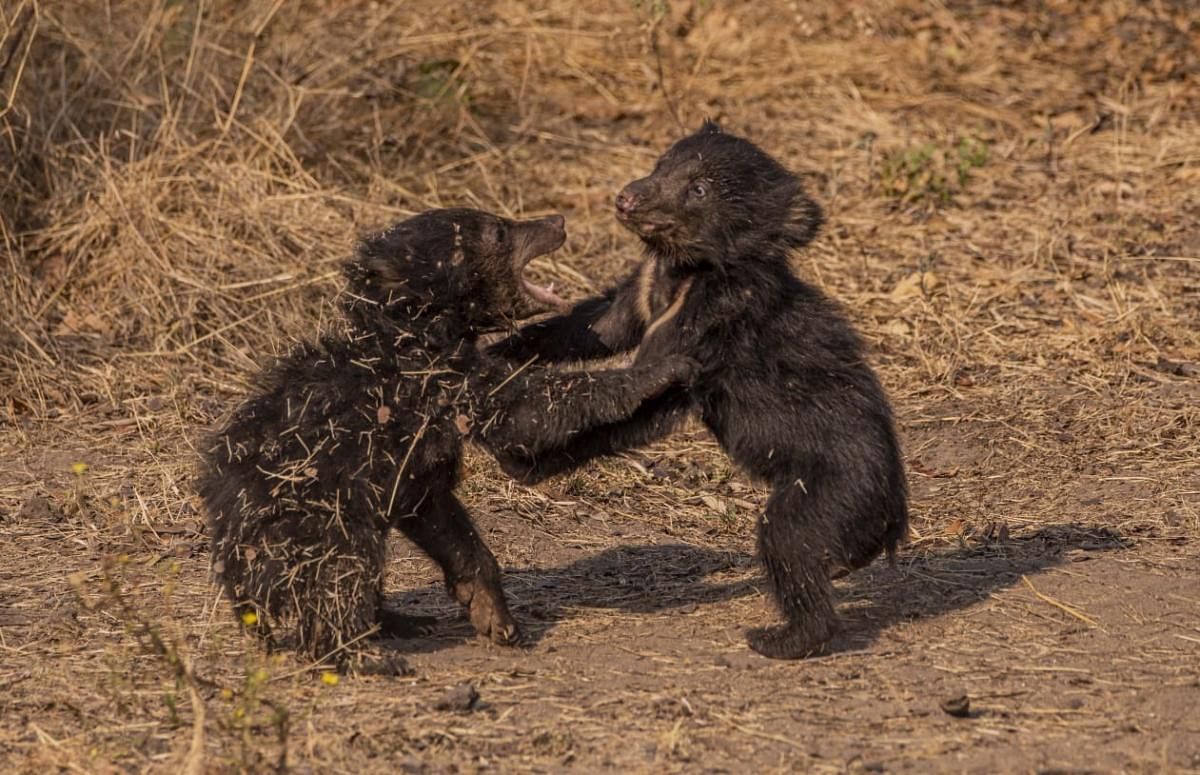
[382, 524, 1126, 656]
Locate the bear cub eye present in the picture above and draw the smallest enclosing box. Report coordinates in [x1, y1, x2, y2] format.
[689, 182, 708, 199]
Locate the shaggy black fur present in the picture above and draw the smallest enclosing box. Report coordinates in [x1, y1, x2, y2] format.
[489, 123, 909, 659]
[200, 208, 696, 669]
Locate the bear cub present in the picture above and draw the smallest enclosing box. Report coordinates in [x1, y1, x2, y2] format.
[200, 208, 696, 670]
[491, 123, 909, 659]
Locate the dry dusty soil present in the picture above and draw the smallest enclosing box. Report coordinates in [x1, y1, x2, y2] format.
[1, 0, 1198, 772]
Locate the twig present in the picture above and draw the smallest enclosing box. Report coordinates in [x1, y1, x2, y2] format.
[1021, 576, 1099, 627]
[487, 354, 539, 397]
[0, 0, 38, 118]
[386, 414, 430, 517]
[712, 711, 804, 751]
[182, 657, 207, 775]
[648, 11, 684, 132]
[221, 41, 256, 134]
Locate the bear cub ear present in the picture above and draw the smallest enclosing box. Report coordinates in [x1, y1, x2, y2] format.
[699, 119, 722, 135]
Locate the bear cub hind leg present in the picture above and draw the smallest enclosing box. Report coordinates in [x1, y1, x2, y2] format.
[395, 491, 521, 645]
[746, 490, 839, 659]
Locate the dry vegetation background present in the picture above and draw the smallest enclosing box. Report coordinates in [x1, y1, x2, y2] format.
[1, 0, 1198, 772]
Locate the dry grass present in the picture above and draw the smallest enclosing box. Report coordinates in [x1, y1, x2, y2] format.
[1, 0, 1198, 771]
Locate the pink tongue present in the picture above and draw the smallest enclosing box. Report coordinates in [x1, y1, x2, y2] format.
[522, 278, 569, 308]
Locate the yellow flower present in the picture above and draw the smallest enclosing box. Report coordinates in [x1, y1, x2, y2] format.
[320, 672, 339, 686]
[71, 462, 89, 475]
[240, 611, 259, 627]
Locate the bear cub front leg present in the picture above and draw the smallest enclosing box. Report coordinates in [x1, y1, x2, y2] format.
[476, 353, 698, 462]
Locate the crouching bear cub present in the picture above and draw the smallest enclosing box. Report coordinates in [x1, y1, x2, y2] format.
[491, 123, 909, 660]
[200, 209, 696, 671]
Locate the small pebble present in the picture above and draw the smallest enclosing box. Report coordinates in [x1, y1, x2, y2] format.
[434, 682, 479, 712]
[940, 694, 971, 718]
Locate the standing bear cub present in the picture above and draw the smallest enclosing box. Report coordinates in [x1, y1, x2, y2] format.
[491, 123, 908, 659]
[200, 208, 696, 670]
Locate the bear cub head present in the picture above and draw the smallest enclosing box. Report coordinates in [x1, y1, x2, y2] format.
[345, 208, 568, 332]
[614, 121, 823, 266]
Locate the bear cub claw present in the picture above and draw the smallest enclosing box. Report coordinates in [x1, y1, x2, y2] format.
[661, 354, 702, 386]
[453, 577, 523, 646]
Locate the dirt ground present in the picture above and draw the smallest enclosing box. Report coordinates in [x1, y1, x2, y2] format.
[2, 1, 1198, 772]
